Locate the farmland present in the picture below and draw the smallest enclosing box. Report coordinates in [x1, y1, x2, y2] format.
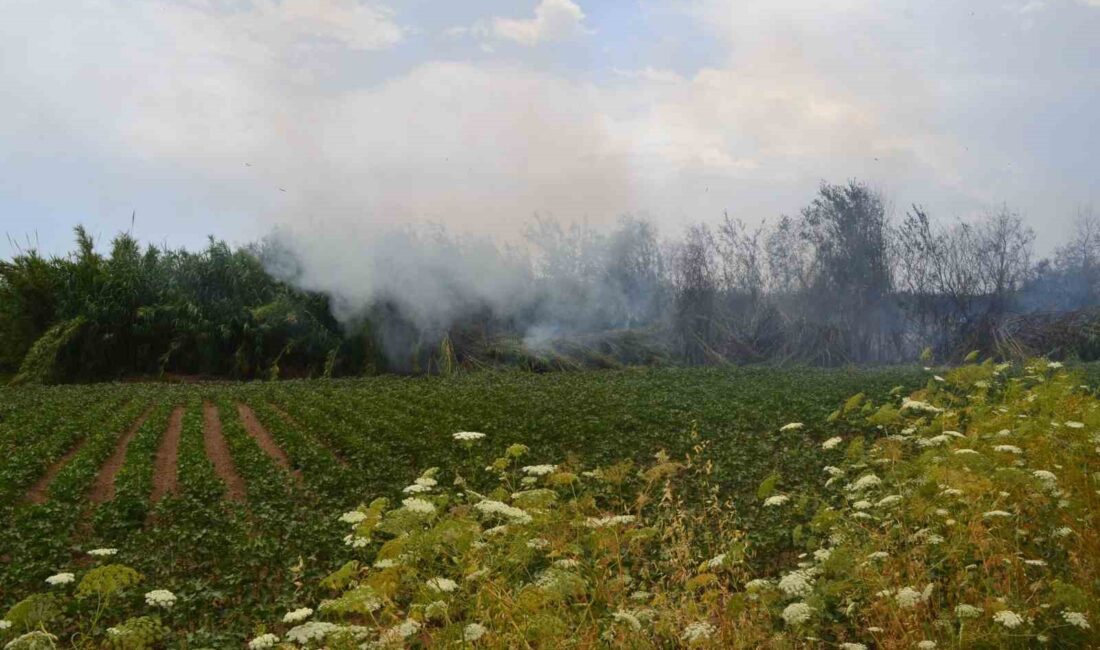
[2, 362, 1098, 648]
[0, 366, 919, 645]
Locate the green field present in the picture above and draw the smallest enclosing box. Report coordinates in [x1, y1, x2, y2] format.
[0, 366, 922, 645]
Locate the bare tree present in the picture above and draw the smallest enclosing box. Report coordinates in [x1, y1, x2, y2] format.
[716, 213, 767, 302]
[1053, 205, 1100, 306]
[974, 205, 1035, 316]
[670, 224, 719, 364]
[765, 215, 811, 294]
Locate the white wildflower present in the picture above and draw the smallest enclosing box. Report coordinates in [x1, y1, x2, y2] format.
[866, 551, 889, 560]
[812, 548, 832, 562]
[680, 621, 716, 643]
[853, 500, 872, 510]
[901, 398, 943, 414]
[778, 569, 815, 597]
[955, 604, 982, 619]
[463, 623, 487, 641]
[1065, 421, 1084, 429]
[1048, 361, 1064, 369]
[993, 610, 1024, 629]
[144, 589, 176, 609]
[584, 514, 636, 528]
[983, 510, 1013, 519]
[896, 586, 922, 609]
[522, 464, 557, 476]
[248, 633, 279, 649]
[283, 607, 314, 623]
[1053, 526, 1073, 538]
[940, 487, 963, 497]
[453, 431, 486, 441]
[474, 499, 532, 524]
[706, 553, 727, 569]
[993, 445, 1022, 454]
[918, 434, 951, 447]
[45, 572, 74, 586]
[744, 578, 772, 592]
[378, 619, 421, 644]
[763, 494, 789, 507]
[373, 558, 398, 569]
[822, 436, 843, 450]
[0, 620, 10, 630]
[402, 483, 432, 494]
[426, 577, 458, 593]
[554, 559, 580, 569]
[1062, 611, 1090, 629]
[876, 495, 903, 507]
[840, 644, 867, 650]
[424, 600, 448, 620]
[847, 474, 882, 491]
[1033, 470, 1058, 485]
[87, 548, 118, 557]
[611, 610, 642, 631]
[917, 641, 937, 649]
[954, 448, 979, 455]
[526, 537, 549, 550]
[782, 602, 814, 625]
[824, 465, 846, 477]
[339, 510, 367, 524]
[780, 422, 804, 432]
[401, 497, 436, 515]
[285, 621, 338, 644]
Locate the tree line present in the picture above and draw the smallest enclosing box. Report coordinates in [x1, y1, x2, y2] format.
[2, 180, 1097, 382]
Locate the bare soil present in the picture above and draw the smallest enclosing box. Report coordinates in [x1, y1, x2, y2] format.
[89, 406, 154, 503]
[236, 403, 301, 481]
[150, 407, 184, 502]
[202, 402, 247, 501]
[25, 439, 87, 504]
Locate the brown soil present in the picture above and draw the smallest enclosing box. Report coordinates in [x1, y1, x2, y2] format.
[150, 407, 184, 502]
[269, 402, 349, 467]
[202, 402, 247, 501]
[25, 439, 87, 504]
[88, 406, 154, 504]
[236, 403, 301, 481]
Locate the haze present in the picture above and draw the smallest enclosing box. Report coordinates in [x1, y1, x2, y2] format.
[1, 0, 1098, 257]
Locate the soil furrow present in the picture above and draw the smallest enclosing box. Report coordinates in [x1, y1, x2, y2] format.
[89, 405, 154, 503]
[203, 402, 247, 501]
[236, 403, 301, 481]
[25, 439, 87, 504]
[150, 407, 184, 502]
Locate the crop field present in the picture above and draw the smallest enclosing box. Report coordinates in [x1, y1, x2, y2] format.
[0, 366, 922, 646]
[2, 362, 1098, 649]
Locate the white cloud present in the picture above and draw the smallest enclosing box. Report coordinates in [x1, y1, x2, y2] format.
[2, 0, 1097, 259]
[491, 0, 587, 46]
[255, 0, 405, 51]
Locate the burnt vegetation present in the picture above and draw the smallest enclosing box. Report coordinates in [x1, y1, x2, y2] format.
[2, 180, 1098, 382]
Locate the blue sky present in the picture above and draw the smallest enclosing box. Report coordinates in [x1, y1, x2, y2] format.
[1, 0, 1097, 259]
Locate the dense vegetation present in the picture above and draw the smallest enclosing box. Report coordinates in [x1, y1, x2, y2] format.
[2, 361, 1097, 648]
[1, 364, 921, 646]
[3, 186, 1099, 382]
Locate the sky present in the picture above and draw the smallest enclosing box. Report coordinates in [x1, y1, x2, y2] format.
[1, 0, 1098, 259]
